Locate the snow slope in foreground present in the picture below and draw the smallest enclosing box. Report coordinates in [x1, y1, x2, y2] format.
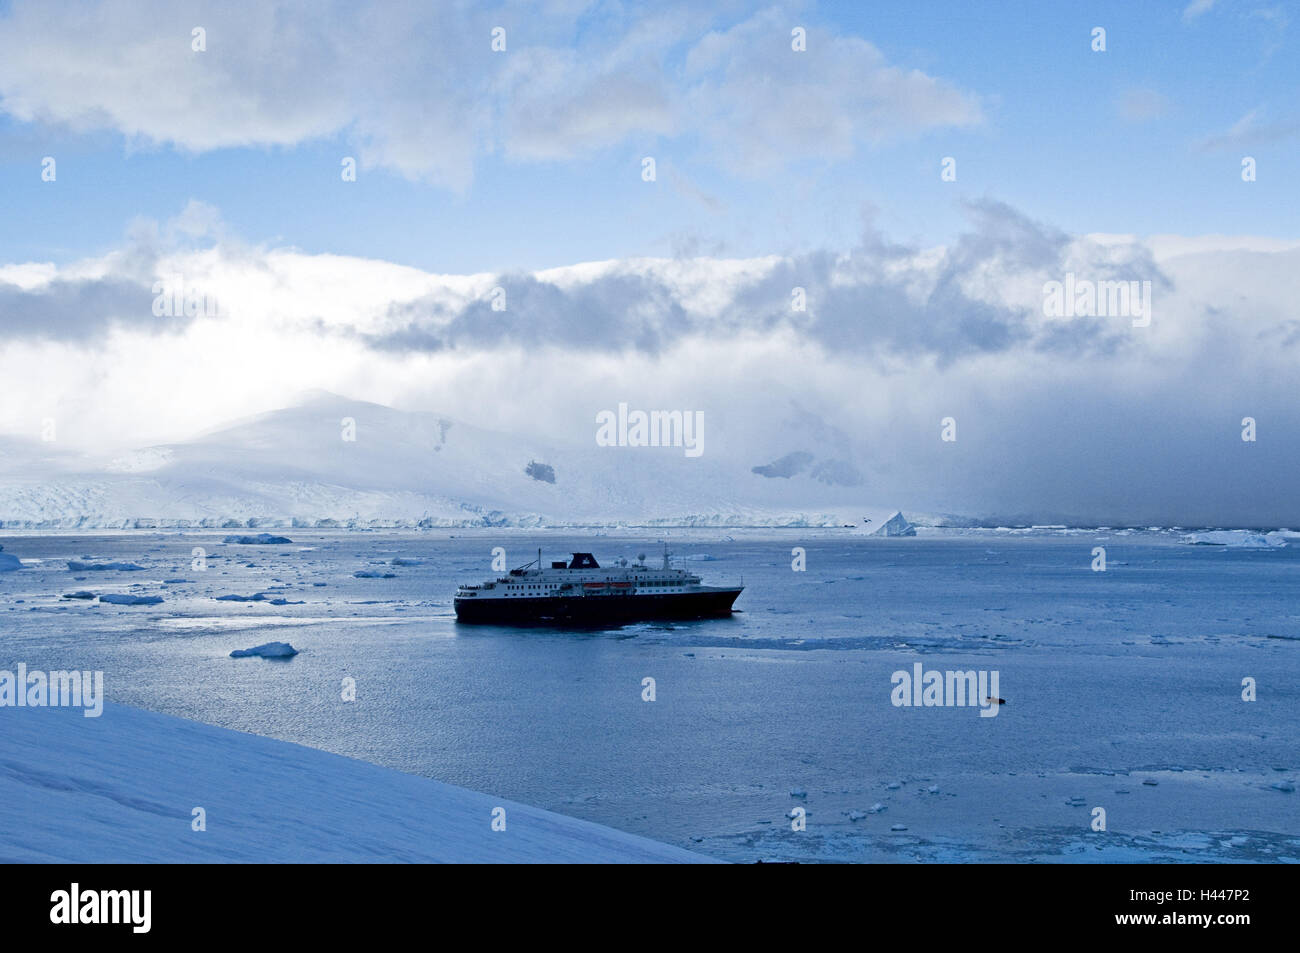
[0, 703, 714, 863]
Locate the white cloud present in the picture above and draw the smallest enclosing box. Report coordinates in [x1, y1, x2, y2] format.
[0, 2, 352, 146]
[0, 1, 983, 186]
[683, 10, 983, 174]
[1197, 106, 1300, 151]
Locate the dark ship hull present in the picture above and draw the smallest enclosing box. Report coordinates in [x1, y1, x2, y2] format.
[454, 587, 743, 626]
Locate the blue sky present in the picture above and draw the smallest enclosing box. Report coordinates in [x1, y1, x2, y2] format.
[0, 0, 1295, 272]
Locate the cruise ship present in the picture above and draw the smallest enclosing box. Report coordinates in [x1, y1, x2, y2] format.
[454, 548, 743, 625]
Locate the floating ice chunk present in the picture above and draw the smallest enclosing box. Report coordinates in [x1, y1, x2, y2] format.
[790, 787, 807, 798]
[61, 591, 96, 600]
[216, 593, 269, 602]
[230, 641, 299, 659]
[1270, 781, 1295, 793]
[223, 533, 293, 545]
[67, 560, 145, 571]
[391, 557, 424, 566]
[866, 803, 887, 814]
[890, 824, 908, 831]
[846, 810, 867, 822]
[354, 570, 396, 578]
[1182, 531, 1286, 548]
[99, 594, 163, 606]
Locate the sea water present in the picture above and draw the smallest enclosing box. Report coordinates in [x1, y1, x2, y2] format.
[2, 528, 1297, 862]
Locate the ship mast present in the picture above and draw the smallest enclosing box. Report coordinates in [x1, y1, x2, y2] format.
[511, 549, 543, 574]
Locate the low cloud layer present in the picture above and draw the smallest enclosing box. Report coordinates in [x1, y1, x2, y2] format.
[367, 200, 1167, 366]
[0, 276, 169, 340]
[2, 202, 1298, 526]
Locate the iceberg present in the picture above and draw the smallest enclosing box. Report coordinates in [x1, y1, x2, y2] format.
[872, 512, 916, 537]
[0, 545, 20, 572]
[223, 533, 293, 545]
[840, 509, 916, 536]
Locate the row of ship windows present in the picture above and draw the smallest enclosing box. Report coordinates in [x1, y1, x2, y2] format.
[505, 583, 682, 589]
[502, 592, 682, 596]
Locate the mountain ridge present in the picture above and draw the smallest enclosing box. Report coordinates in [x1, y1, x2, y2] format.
[0, 392, 900, 528]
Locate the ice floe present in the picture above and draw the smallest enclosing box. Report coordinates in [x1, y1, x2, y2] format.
[67, 560, 146, 571]
[230, 641, 299, 659]
[99, 594, 163, 606]
[1182, 531, 1286, 548]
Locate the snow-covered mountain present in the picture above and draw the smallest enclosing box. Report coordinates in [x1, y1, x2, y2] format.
[0, 392, 902, 528]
